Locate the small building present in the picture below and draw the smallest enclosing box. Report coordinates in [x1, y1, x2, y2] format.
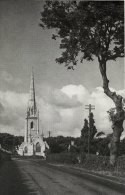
[17, 71, 49, 157]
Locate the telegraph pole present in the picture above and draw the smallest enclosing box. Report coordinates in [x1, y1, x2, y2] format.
[48, 131, 51, 138]
[41, 130, 44, 138]
[85, 104, 95, 155]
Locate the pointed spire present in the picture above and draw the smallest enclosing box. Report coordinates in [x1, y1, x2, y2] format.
[29, 68, 35, 101]
[28, 68, 37, 116]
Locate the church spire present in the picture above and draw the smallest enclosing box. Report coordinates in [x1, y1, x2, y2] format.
[27, 68, 37, 116]
[30, 68, 35, 102]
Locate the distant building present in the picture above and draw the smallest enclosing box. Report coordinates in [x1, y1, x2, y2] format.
[17, 70, 49, 157]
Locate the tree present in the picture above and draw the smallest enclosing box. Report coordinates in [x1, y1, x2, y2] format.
[95, 136, 110, 156]
[119, 138, 125, 156]
[89, 112, 97, 141]
[81, 113, 97, 153]
[40, 1, 124, 165]
[81, 119, 89, 153]
[0, 133, 24, 153]
[45, 136, 74, 153]
[81, 119, 89, 139]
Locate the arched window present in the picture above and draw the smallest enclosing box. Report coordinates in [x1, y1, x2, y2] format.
[36, 142, 41, 152]
[24, 146, 28, 153]
[31, 121, 33, 129]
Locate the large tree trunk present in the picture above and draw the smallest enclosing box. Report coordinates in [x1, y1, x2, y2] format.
[109, 114, 124, 165]
[98, 58, 125, 166]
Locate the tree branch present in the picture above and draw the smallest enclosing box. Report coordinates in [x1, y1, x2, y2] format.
[98, 58, 123, 112]
[107, 53, 124, 61]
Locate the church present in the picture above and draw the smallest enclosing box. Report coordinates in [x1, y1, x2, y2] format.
[17, 71, 49, 157]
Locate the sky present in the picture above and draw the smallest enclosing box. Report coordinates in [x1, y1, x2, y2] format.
[0, 0, 124, 138]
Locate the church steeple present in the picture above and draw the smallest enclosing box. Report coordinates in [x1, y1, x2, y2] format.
[27, 69, 37, 116]
[25, 69, 39, 143]
[30, 69, 35, 102]
[18, 68, 48, 156]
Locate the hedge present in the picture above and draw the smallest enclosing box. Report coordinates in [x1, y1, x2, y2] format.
[0, 149, 11, 165]
[46, 152, 78, 164]
[46, 152, 125, 172]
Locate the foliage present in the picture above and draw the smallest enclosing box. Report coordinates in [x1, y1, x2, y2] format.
[81, 113, 97, 153]
[40, 1, 124, 68]
[44, 136, 76, 153]
[0, 150, 11, 163]
[96, 131, 105, 138]
[40, 1, 124, 165]
[89, 112, 97, 140]
[107, 108, 125, 125]
[81, 119, 89, 153]
[0, 133, 24, 152]
[46, 152, 78, 164]
[44, 133, 125, 157]
[119, 138, 125, 156]
[95, 137, 110, 156]
[81, 119, 89, 138]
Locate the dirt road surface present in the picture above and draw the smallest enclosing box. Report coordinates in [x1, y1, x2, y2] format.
[0, 158, 125, 195]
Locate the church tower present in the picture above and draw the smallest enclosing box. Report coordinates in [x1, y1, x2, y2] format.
[25, 70, 39, 143]
[17, 69, 49, 157]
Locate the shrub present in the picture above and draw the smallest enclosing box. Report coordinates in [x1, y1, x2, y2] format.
[46, 152, 78, 164]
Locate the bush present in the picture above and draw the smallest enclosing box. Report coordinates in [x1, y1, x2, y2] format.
[46, 152, 125, 173]
[46, 152, 78, 164]
[0, 150, 11, 164]
[80, 154, 110, 170]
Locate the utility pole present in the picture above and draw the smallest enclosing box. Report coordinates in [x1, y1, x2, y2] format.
[85, 104, 95, 155]
[48, 131, 51, 138]
[41, 130, 44, 138]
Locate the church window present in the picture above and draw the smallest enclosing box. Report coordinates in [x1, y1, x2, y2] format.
[31, 121, 33, 129]
[36, 142, 41, 152]
[24, 146, 28, 153]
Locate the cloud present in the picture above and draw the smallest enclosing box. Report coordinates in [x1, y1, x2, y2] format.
[51, 86, 115, 137]
[50, 89, 82, 108]
[37, 84, 114, 137]
[0, 70, 22, 85]
[1, 71, 13, 83]
[0, 102, 4, 113]
[36, 84, 88, 137]
[0, 90, 28, 135]
[0, 84, 125, 138]
[38, 84, 87, 109]
[61, 84, 89, 102]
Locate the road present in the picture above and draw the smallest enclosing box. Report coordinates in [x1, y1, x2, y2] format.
[0, 158, 125, 195]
